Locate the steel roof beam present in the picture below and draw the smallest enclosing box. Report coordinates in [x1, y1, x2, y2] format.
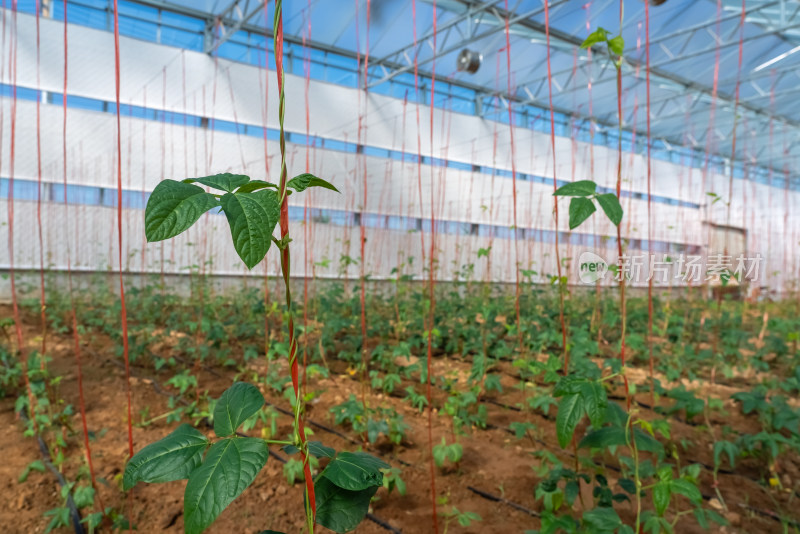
[366, 1, 573, 90]
[203, 0, 267, 54]
[118, 0, 800, 182]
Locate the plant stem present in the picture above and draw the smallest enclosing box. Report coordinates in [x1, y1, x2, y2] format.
[264, 439, 295, 446]
[272, 1, 315, 531]
[625, 413, 642, 533]
[704, 403, 728, 511]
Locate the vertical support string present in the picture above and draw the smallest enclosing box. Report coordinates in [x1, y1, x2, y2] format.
[615, 0, 631, 409]
[260, 2, 272, 366]
[272, 2, 317, 528]
[60, 0, 102, 508]
[543, 0, 569, 371]
[503, 0, 521, 352]
[426, 2, 440, 532]
[356, 0, 371, 425]
[411, 1, 438, 530]
[302, 0, 312, 391]
[7, 0, 40, 433]
[645, 0, 654, 406]
[35, 0, 47, 361]
[700, 0, 722, 272]
[112, 0, 135, 459]
[141, 88, 147, 275]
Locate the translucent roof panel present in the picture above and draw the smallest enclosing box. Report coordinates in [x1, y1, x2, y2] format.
[144, 0, 800, 182]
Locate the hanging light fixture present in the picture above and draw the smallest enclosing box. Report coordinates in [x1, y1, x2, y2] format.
[456, 49, 482, 74]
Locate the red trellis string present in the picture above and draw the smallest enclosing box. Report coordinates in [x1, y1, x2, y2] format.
[411, 0, 438, 530]
[112, 0, 135, 460]
[615, 0, 631, 410]
[60, 0, 103, 507]
[645, 0, 654, 405]
[503, 0, 522, 352]
[272, 0, 317, 520]
[543, 0, 569, 371]
[426, 2, 440, 532]
[35, 0, 47, 360]
[726, 0, 746, 254]
[7, 0, 41, 435]
[302, 0, 312, 391]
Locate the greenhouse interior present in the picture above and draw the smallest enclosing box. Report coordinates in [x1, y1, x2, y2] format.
[2, 0, 800, 532]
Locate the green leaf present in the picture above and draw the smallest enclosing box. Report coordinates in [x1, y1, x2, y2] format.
[144, 180, 219, 242]
[220, 190, 280, 269]
[579, 381, 607, 428]
[694, 508, 709, 529]
[652, 481, 671, 517]
[72, 485, 95, 509]
[579, 426, 663, 455]
[185, 173, 250, 193]
[669, 478, 702, 504]
[282, 441, 335, 459]
[582, 507, 622, 532]
[705, 508, 728, 527]
[44, 507, 71, 533]
[213, 382, 265, 437]
[568, 197, 596, 230]
[581, 27, 609, 49]
[553, 180, 597, 197]
[578, 426, 625, 450]
[657, 465, 673, 482]
[713, 441, 738, 469]
[236, 180, 278, 193]
[286, 173, 340, 193]
[184, 437, 269, 534]
[18, 460, 45, 483]
[565, 480, 580, 505]
[321, 451, 390, 491]
[123, 424, 208, 490]
[553, 376, 587, 397]
[556, 394, 584, 448]
[596, 193, 623, 226]
[618, 478, 637, 494]
[632, 429, 664, 454]
[314, 476, 379, 533]
[433, 439, 447, 468]
[81, 512, 105, 530]
[608, 35, 625, 56]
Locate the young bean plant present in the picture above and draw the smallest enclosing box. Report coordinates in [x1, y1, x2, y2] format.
[128, 176, 389, 534]
[123, 3, 388, 532]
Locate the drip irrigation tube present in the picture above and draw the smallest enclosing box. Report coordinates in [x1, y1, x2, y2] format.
[467, 486, 538, 517]
[20, 408, 86, 534]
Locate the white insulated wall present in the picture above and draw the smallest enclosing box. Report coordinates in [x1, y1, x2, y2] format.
[1, 11, 798, 290]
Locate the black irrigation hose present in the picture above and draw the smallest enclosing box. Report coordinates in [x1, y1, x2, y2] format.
[20, 408, 86, 534]
[739, 503, 800, 529]
[467, 486, 538, 517]
[365, 513, 403, 533]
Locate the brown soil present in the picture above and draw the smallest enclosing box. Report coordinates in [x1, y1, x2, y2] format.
[1, 305, 797, 533]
